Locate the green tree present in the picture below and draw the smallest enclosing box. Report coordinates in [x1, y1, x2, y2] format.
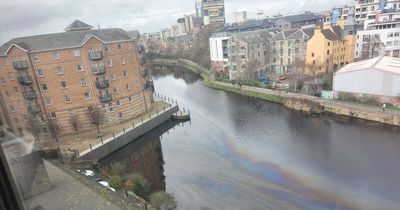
[110, 162, 126, 176]
[108, 175, 123, 189]
[149, 191, 177, 210]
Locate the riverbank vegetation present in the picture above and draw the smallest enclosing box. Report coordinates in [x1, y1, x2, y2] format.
[100, 162, 177, 209]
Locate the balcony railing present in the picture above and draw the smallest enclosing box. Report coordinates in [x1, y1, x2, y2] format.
[88, 51, 103, 60]
[13, 61, 29, 70]
[27, 104, 41, 114]
[143, 69, 149, 78]
[99, 93, 112, 103]
[18, 75, 33, 85]
[140, 58, 146, 65]
[95, 80, 110, 89]
[137, 45, 145, 53]
[23, 90, 37, 100]
[92, 65, 106, 75]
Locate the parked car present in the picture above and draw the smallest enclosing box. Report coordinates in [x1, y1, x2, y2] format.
[279, 75, 286, 80]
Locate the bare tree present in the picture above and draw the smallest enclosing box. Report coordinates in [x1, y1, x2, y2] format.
[87, 105, 105, 136]
[290, 58, 306, 92]
[26, 115, 42, 148]
[46, 116, 63, 162]
[69, 115, 80, 140]
[243, 59, 259, 80]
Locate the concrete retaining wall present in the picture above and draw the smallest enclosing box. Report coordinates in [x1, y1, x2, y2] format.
[78, 105, 179, 160]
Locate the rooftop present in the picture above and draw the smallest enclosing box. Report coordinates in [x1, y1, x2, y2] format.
[279, 13, 322, 23]
[212, 19, 273, 37]
[335, 56, 400, 75]
[0, 20, 132, 56]
[271, 28, 314, 41]
[231, 28, 281, 44]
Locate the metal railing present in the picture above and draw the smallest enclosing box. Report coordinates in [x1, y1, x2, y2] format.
[13, 61, 28, 70]
[18, 75, 33, 85]
[88, 51, 103, 60]
[95, 80, 110, 89]
[99, 93, 112, 103]
[23, 90, 37, 100]
[92, 65, 106, 75]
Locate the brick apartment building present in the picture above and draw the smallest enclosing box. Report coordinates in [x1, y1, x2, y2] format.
[0, 20, 153, 137]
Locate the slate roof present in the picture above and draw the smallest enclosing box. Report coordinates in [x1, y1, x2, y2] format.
[0, 23, 132, 56]
[231, 28, 281, 44]
[321, 25, 342, 41]
[280, 13, 322, 23]
[271, 28, 315, 41]
[213, 19, 273, 36]
[64, 20, 94, 32]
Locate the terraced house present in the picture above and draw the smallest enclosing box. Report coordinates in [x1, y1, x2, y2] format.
[270, 28, 314, 74]
[227, 29, 280, 80]
[0, 20, 152, 137]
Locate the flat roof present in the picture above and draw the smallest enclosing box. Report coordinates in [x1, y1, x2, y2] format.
[335, 56, 400, 75]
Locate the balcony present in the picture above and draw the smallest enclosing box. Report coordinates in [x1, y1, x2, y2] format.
[13, 60, 28, 70]
[99, 93, 112, 103]
[27, 104, 41, 114]
[137, 45, 145, 53]
[92, 65, 106, 75]
[18, 75, 33, 85]
[95, 80, 110, 89]
[140, 58, 146, 65]
[23, 90, 37, 100]
[143, 69, 149, 78]
[88, 51, 103, 60]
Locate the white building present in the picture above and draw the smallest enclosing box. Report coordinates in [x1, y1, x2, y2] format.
[234, 11, 248, 23]
[333, 56, 400, 106]
[209, 35, 230, 73]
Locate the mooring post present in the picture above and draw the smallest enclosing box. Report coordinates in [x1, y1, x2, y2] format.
[157, 109, 159, 115]
[141, 118, 143, 123]
[89, 144, 92, 150]
[101, 137, 103, 144]
[77, 150, 80, 157]
[123, 127, 126, 133]
[170, 103, 172, 108]
[149, 113, 151, 119]
[132, 122, 135, 128]
[113, 132, 115, 139]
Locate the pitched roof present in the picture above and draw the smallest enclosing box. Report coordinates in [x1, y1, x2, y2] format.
[280, 13, 322, 23]
[232, 28, 281, 44]
[271, 28, 314, 41]
[0, 28, 132, 56]
[64, 20, 93, 32]
[321, 25, 342, 41]
[212, 19, 272, 36]
[335, 56, 400, 75]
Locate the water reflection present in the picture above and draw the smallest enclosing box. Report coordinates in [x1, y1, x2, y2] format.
[99, 120, 182, 193]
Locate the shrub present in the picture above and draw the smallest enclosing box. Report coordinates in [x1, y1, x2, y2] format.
[110, 162, 126, 176]
[150, 192, 177, 210]
[108, 175, 123, 189]
[99, 168, 110, 179]
[127, 174, 150, 200]
[125, 180, 134, 191]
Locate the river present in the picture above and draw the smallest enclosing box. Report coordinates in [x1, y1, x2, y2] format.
[101, 67, 400, 210]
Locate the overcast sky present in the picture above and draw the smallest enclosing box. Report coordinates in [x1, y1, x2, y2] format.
[0, 0, 353, 44]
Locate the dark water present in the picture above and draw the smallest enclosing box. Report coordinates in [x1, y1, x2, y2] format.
[102, 68, 400, 210]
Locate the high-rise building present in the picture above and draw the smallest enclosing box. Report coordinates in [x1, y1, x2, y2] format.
[256, 10, 265, 20]
[201, 0, 226, 25]
[0, 20, 153, 137]
[195, 0, 203, 18]
[234, 11, 248, 23]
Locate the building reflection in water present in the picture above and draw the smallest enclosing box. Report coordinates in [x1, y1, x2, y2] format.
[99, 120, 182, 193]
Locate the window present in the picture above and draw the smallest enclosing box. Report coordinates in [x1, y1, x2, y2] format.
[36, 69, 44, 77]
[121, 56, 125, 64]
[111, 73, 116, 80]
[64, 95, 71, 103]
[327, 50, 330, 55]
[60, 81, 68, 89]
[125, 84, 131, 90]
[9, 73, 14, 80]
[116, 100, 121, 106]
[123, 71, 128, 77]
[104, 45, 109, 52]
[72, 49, 81, 57]
[84, 92, 91, 99]
[41, 84, 48, 91]
[10, 105, 15, 112]
[77, 64, 83, 71]
[288, 49, 291, 56]
[395, 32, 400, 37]
[45, 98, 52, 105]
[388, 33, 394, 38]
[80, 78, 87, 86]
[56, 66, 64, 75]
[0, 77, 5, 85]
[119, 113, 124, 118]
[32, 54, 39, 62]
[118, 43, 122, 49]
[313, 60, 316, 64]
[5, 91, 10, 97]
[128, 96, 132, 102]
[50, 112, 57, 119]
[113, 87, 118, 93]
[52, 51, 60, 60]
[13, 87, 19, 94]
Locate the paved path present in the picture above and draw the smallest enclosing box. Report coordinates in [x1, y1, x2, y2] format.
[213, 80, 400, 117]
